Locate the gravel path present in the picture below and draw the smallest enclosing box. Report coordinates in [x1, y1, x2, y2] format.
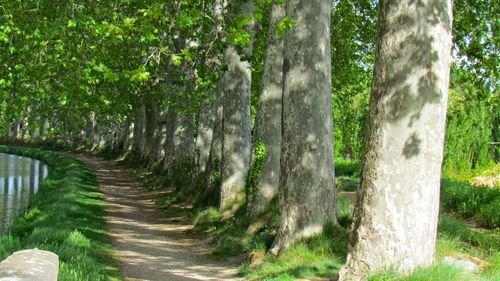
[74, 154, 241, 281]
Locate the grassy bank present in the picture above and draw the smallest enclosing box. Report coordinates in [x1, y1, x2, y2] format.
[0, 146, 121, 281]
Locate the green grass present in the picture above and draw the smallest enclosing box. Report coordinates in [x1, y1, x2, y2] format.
[441, 178, 500, 228]
[0, 146, 121, 281]
[240, 224, 348, 281]
[368, 264, 473, 281]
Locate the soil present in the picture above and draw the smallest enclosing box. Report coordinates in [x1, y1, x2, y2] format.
[74, 154, 242, 281]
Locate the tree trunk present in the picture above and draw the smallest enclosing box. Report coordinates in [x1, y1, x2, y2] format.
[133, 105, 146, 155]
[196, 0, 226, 175]
[143, 97, 158, 161]
[174, 114, 195, 162]
[12, 118, 21, 141]
[86, 112, 96, 147]
[339, 0, 453, 279]
[202, 84, 224, 207]
[152, 114, 164, 161]
[196, 99, 216, 173]
[30, 125, 36, 141]
[124, 118, 134, 152]
[247, 3, 285, 218]
[219, 0, 254, 212]
[164, 109, 177, 170]
[270, 0, 336, 255]
[5, 119, 12, 140]
[38, 117, 46, 141]
[20, 117, 27, 141]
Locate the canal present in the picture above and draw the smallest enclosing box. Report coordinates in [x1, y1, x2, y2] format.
[0, 153, 49, 234]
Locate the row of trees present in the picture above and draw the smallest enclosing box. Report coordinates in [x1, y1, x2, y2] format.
[1, 0, 497, 279]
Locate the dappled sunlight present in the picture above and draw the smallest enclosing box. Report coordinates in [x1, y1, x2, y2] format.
[76, 155, 240, 281]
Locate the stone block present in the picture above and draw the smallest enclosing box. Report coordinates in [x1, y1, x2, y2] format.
[0, 249, 58, 281]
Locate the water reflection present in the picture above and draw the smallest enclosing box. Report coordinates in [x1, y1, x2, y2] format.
[0, 153, 49, 234]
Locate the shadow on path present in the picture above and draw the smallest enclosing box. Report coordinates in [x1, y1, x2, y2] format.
[73, 154, 241, 281]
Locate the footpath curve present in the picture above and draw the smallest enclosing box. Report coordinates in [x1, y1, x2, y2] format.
[74, 154, 240, 281]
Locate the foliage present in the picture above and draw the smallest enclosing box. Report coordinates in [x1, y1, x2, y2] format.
[331, 0, 376, 160]
[247, 139, 266, 195]
[0, 146, 120, 281]
[443, 70, 497, 177]
[335, 157, 361, 178]
[441, 178, 500, 228]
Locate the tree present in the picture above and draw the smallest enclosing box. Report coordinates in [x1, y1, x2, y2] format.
[339, 0, 454, 279]
[270, 0, 337, 255]
[219, 0, 255, 212]
[247, 2, 285, 218]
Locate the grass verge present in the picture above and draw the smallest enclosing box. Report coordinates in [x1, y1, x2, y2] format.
[0, 145, 121, 281]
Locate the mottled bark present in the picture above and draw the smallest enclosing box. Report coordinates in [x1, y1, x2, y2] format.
[124, 119, 134, 152]
[196, 100, 216, 173]
[5, 120, 12, 140]
[38, 117, 46, 141]
[204, 85, 224, 202]
[21, 119, 27, 140]
[164, 109, 194, 170]
[164, 110, 176, 169]
[339, 0, 453, 279]
[196, 93, 223, 177]
[247, 3, 285, 218]
[86, 112, 96, 146]
[143, 97, 158, 160]
[219, 0, 254, 212]
[29, 126, 36, 141]
[175, 114, 195, 162]
[195, 0, 226, 174]
[270, 0, 336, 255]
[152, 118, 164, 161]
[115, 118, 130, 153]
[12, 118, 20, 141]
[133, 105, 146, 155]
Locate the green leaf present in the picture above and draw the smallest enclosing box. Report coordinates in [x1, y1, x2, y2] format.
[227, 28, 251, 47]
[123, 17, 136, 29]
[171, 54, 183, 66]
[68, 19, 77, 28]
[0, 32, 9, 43]
[181, 49, 192, 61]
[104, 70, 120, 83]
[276, 17, 296, 37]
[130, 68, 150, 83]
[178, 14, 194, 29]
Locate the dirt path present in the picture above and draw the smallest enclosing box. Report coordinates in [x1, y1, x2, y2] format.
[74, 154, 241, 281]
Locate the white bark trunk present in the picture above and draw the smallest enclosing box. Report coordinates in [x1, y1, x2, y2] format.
[339, 0, 453, 279]
[39, 117, 46, 141]
[270, 0, 336, 255]
[86, 112, 96, 146]
[174, 114, 194, 161]
[196, 100, 215, 173]
[144, 97, 158, 160]
[5, 120, 12, 140]
[164, 109, 177, 170]
[219, 0, 254, 212]
[12, 118, 20, 141]
[248, 3, 285, 217]
[133, 105, 146, 155]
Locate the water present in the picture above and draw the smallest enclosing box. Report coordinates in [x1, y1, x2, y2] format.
[0, 153, 49, 234]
